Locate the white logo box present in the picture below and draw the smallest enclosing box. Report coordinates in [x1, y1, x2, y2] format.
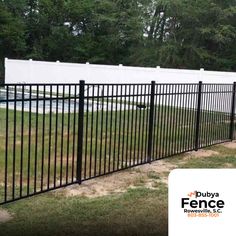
[169, 169, 236, 236]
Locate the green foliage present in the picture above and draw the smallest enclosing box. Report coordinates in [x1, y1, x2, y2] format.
[0, 0, 236, 82]
[0, 1, 26, 79]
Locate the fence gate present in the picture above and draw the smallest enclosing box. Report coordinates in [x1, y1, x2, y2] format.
[0, 81, 235, 205]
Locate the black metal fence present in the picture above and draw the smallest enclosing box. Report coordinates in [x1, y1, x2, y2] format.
[0, 81, 235, 204]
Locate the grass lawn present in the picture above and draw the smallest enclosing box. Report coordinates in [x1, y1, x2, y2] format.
[0, 142, 236, 236]
[0, 104, 231, 194]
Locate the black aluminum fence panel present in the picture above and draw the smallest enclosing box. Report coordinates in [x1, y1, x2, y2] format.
[0, 84, 81, 204]
[81, 84, 151, 180]
[151, 84, 199, 160]
[198, 84, 233, 148]
[0, 81, 235, 205]
[150, 83, 236, 161]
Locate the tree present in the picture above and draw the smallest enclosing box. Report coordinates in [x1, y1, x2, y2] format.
[0, 1, 26, 81]
[138, 0, 236, 70]
[1, 0, 236, 81]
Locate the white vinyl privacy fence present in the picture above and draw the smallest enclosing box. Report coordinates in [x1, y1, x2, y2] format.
[3, 58, 236, 114]
[5, 58, 236, 85]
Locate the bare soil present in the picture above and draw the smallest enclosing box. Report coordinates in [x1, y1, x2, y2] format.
[60, 160, 176, 198]
[221, 141, 236, 149]
[186, 149, 219, 158]
[60, 145, 227, 199]
[0, 209, 12, 224]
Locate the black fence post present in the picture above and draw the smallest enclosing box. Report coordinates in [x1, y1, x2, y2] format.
[195, 81, 202, 151]
[230, 82, 236, 141]
[77, 80, 85, 184]
[147, 81, 156, 163]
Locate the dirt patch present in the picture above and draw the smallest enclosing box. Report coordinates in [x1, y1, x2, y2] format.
[186, 149, 219, 158]
[135, 160, 177, 173]
[0, 209, 13, 224]
[224, 163, 234, 168]
[220, 141, 236, 149]
[58, 146, 229, 199]
[60, 160, 175, 199]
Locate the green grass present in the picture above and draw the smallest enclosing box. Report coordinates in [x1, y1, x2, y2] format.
[167, 145, 236, 169]
[147, 171, 161, 180]
[0, 104, 233, 202]
[0, 186, 168, 236]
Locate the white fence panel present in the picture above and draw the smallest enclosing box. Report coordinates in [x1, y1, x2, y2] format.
[5, 58, 236, 85]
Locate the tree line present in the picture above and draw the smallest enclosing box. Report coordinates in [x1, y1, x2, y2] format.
[1, 0, 236, 82]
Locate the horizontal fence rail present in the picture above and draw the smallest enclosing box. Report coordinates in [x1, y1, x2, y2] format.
[0, 81, 235, 204]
